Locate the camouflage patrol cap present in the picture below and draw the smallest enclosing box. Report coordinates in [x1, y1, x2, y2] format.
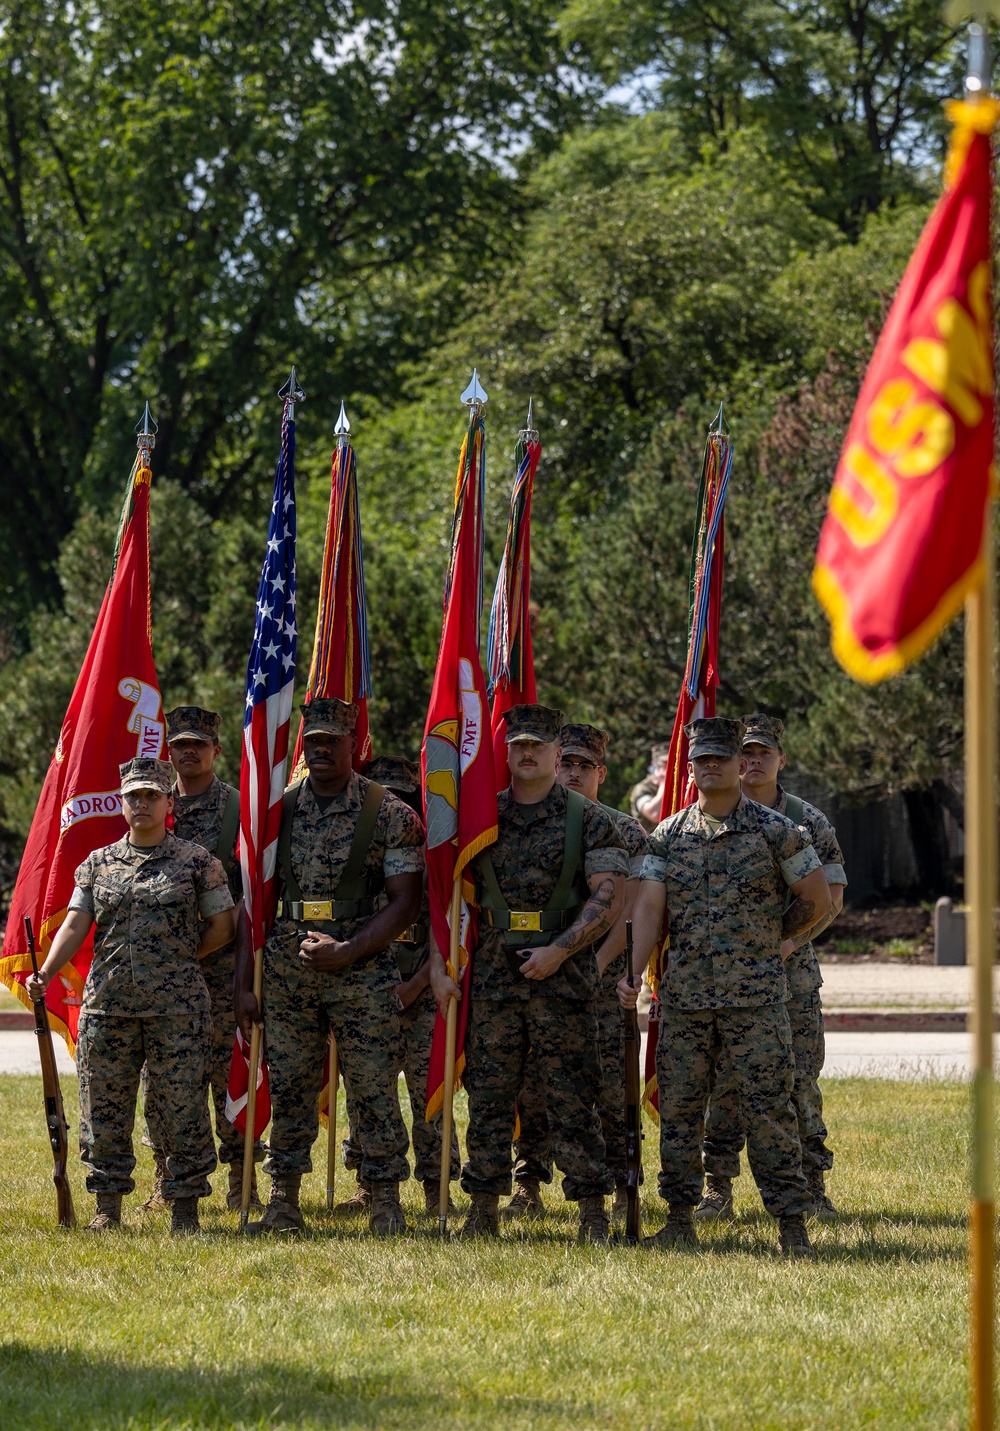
[367, 754, 420, 793]
[504, 703, 564, 744]
[120, 757, 174, 796]
[651, 742, 670, 763]
[685, 717, 746, 759]
[301, 698, 358, 737]
[560, 723, 609, 764]
[741, 713, 785, 752]
[165, 706, 221, 744]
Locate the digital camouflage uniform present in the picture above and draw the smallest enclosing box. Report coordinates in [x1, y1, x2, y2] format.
[703, 785, 846, 1180]
[642, 794, 819, 1216]
[142, 773, 244, 1164]
[628, 743, 669, 835]
[462, 781, 627, 1201]
[70, 832, 234, 1199]
[342, 885, 461, 1184]
[263, 773, 424, 1184]
[513, 804, 648, 1186]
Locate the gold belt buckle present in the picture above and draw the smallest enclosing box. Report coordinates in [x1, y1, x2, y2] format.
[509, 910, 542, 932]
[302, 899, 333, 921]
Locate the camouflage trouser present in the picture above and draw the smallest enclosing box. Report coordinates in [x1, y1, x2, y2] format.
[77, 1010, 216, 1199]
[512, 980, 629, 1185]
[656, 1002, 810, 1217]
[142, 945, 252, 1165]
[343, 986, 460, 1184]
[702, 990, 832, 1179]
[262, 968, 409, 1184]
[462, 994, 613, 1202]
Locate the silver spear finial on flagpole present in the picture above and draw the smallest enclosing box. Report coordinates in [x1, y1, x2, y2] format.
[334, 400, 351, 444]
[134, 402, 158, 452]
[461, 368, 488, 409]
[278, 365, 306, 420]
[518, 397, 538, 443]
[943, 0, 1000, 91]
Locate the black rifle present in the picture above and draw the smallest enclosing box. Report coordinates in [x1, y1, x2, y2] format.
[24, 917, 75, 1228]
[623, 918, 642, 1244]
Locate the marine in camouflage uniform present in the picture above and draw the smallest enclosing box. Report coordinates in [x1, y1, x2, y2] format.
[505, 723, 648, 1221]
[27, 757, 234, 1235]
[244, 700, 424, 1236]
[430, 704, 627, 1244]
[337, 755, 460, 1217]
[625, 718, 829, 1257]
[700, 714, 847, 1220]
[141, 705, 259, 1212]
[628, 741, 669, 835]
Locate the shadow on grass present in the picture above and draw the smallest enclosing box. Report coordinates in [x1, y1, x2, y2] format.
[692, 1205, 967, 1262]
[0, 1341, 585, 1431]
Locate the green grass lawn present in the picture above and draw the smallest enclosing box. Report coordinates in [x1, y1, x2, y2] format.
[0, 1073, 988, 1430]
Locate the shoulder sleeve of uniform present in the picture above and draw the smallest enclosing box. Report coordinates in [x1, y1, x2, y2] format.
[611, 809, 650, 873]
[69, 854, 96, 915]
[582, 799, 628, 878]
[195, 851, 235, 917]
[802, 804, 847, 886]
[381, 792, 426, 878]
[638, 813, 676, 882]
[764, 811, 821, 885]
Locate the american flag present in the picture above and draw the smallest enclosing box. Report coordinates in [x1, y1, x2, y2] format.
[239, 378, 300, 954]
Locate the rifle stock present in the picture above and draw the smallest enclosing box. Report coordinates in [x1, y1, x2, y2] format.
[24, 917, 76, 1229]
[623, 918, 642, 1244]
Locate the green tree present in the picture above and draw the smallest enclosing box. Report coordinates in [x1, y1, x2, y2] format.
[560, 0, 960, 231]
[0, 0, 585, 625]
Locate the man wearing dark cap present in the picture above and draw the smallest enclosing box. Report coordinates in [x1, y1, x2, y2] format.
[335, 754, 460, 1217]
[26, 758, 236, 1235]
[430, 703, 628, 1244]
[502, 722, 648, 1222]
[141, 706, 258, 1213]
[698, 714, 847, 1222]
[620, 716, 832, 1258]
[235, 699, 424, 1236]
[629, 742, 670, 834]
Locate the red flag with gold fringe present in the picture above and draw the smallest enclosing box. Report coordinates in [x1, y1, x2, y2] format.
[0, 434, 165, 1054]
[813, 97, 1000, 682]
[424, 390, 498, 1116]
[487, 413, 540, 792]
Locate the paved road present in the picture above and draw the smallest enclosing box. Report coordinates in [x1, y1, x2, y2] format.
[0, 1029, 990, 1081]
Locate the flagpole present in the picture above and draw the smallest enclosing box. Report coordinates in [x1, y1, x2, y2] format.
[438, 873, 462, 1236]
[240, 949, 263, 1229]
[326, 1036, 340, 1211]
[966, 539, 996, 1431]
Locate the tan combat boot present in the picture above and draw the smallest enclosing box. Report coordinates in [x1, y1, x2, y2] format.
[423, 1180, 456, 1215]
[778, 1212, 817, 1260]
[500, 1179, 544, 1220]
[333, 1180, 373, 1216]
[611, 1182, 629, 1219]
[694, 1175, 734, 1221]
[226, 1162, 263, 1211]
[247, 1174, 304, 1234]
[577, 1194, 610, 1246]
[806, 1170, 837, 1221]
[170, 1197, 200, 1236]
[141, 1155, 169, 1212]
[644, 1203, 700, 1252]
[86, 1192, 122, 1232]
[369, 1182, 407, 1236]
[459, 1192, 499, 1238]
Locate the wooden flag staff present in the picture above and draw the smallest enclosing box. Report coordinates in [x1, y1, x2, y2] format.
[438, 874, 462, 1236]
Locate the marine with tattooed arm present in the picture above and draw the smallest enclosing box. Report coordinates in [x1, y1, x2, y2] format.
[429, 703, 627, 1244]
[618, 717, 831, 1259]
